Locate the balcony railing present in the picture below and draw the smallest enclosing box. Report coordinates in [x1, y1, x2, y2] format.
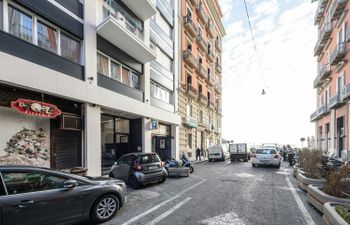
[196, 63, 207, 79]
[216, 62, 222, 73]
[318, 22, 333, 47]
[196, 30, 207, 52]
[318, 105, 329, 117]
[319, 63, 332, 79]
[329, 94, 343, 109]
[215, 83, 222, 94]
[188, 0, 198, 7]
[330, 0, 348, 21]
[310, 110, 319, 122]
[313, 75, 322, 88]
[330, 42, 347, 65]
[198, 93, 208, 105]
[183, 49, 197, 69]
[207, 49, 215, 62]
[207, 73, 214, 86]
[343, 83, 350, 100]
[208, 100, 215, 110]
[184, 15, 197, 37]
[206, 21, 215, 39]
[183, 116, 198, 128]
[314, 4, 324, 25]
[196, 3, 207, 24]
[186, 84, 198, 99]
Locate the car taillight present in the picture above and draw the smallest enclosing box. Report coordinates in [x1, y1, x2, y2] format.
[274, 155, 279, 159]
[134, 164, 142, 171]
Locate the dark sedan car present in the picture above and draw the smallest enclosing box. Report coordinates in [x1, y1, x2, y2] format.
[0, 165, 127, 225]
[109, 153, 168, 189]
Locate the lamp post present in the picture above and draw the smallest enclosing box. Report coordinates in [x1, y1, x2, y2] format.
[300, 138, 305, 149]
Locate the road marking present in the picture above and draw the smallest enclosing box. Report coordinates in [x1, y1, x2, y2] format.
[121, 179, 207, 225]
[285, 175, 316, 225]
[234, 173, 255, 178]
[200, 212, 246, 225]
[145, 197, 192, 225]
[224, 161, 231, 165]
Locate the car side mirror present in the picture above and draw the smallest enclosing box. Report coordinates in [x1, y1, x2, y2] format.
[64, 179, 78, 188]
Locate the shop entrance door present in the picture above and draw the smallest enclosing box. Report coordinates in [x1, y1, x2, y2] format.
[153, 136, 172, 161]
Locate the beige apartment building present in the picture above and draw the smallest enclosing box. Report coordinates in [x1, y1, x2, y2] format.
[178, 0, 225, 158]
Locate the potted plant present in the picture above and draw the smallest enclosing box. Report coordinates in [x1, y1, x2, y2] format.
[307, 164, 350, 213]
[296, 149, 325, 191]
[293, 148, 306, 177]
[323, 202, 350, 225]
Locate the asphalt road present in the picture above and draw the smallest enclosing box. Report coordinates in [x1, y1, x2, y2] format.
[97, 160, 322, 225]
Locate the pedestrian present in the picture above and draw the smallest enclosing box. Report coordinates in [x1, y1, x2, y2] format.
[196, 147, 201, 161]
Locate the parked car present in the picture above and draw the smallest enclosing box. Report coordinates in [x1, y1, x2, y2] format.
[109, 153, 168, 188]
[0, 165, 127, 225]
[208, 145, 229, 162]
[251, 147, 281, 168]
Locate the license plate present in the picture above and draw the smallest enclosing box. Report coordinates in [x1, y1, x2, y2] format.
[148, 166, 158, 170]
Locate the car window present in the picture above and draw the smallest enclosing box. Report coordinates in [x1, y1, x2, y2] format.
[118, 155, 131, 165]
[136, 154, 160, 164]
[256, 149, 276, 154]
[2, 171, 70, 195]
[0, 173, 6, 196]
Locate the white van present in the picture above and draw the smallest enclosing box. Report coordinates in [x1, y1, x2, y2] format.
[208, 145, 229, 162]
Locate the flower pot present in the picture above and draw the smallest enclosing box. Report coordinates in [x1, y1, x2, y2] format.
[307, 185, 350, 213]
[297, 172, 325, 192]
[323, 202, 350, 225]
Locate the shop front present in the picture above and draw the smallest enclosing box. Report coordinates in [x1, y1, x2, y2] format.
[0, 84, 83, 171]
[151, 122, 173, 161]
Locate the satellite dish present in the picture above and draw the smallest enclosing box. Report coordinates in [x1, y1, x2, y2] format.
[261, 89, 266, 95]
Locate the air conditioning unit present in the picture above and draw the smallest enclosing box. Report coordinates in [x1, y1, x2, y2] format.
[60, 114, 82, 131]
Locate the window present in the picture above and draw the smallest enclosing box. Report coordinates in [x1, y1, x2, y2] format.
[121, 67, 130, 85]
[61, 33, 81, 64]
[151, 82, 170, 103]
[111, 61, 121, 82]
[37, 21, 57, 53]
[8, 6, 33, 42]
[186, 6, 192, 18]
[2, 171, 69, 195]
[117, 155, 131, 165]
[199, 110, 203, 123]
[187, 74, 192, 85]
[186, 104, 192, 116]
[130, 72, 140, 89]
[137, 154, 160, 164]
[198, 83, 202, 94]
[97, 53, 109, 76]
[188, 133, 192, 149]
[187, 42, 192, 51]
[0, 0, 3, 30]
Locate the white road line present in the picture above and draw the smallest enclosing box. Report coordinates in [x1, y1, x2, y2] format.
[224, 161, 231, 165]
[285, 175, 316, 225]
[121, 179, 207, 225]
[145, 197, 192, 225]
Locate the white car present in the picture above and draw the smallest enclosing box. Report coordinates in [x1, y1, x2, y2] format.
[251, 147, 281, 168]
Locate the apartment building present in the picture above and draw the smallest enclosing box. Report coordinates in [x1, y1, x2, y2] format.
[0, 0, 180, 176]
[178, 0, 225, 158]
[311, 0, 349, 159]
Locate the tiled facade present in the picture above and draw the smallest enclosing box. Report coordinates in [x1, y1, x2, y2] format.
[311, 0, 350, 159]
[178, 0, 225, 158]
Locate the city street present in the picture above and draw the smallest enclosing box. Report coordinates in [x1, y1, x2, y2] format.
[95, 160, 322, 225]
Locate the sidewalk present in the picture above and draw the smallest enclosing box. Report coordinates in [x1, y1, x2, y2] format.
[191, 159, 208, 164]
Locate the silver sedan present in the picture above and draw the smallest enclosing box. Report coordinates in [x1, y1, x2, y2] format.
[251, 148, 281, 168]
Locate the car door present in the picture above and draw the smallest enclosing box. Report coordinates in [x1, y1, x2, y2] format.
[0, 170, 86, 225]
[114, 155, 131, 181]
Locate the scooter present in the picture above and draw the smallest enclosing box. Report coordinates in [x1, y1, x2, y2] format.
[164, 154, 194, 174]
[287, 151, 296, 166]
[181, 153, 194, 173]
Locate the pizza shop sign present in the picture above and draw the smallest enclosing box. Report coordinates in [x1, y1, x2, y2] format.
[11, 99, 62, 118]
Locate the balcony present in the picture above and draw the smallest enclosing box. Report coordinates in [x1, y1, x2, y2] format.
[97, 13, 156, 63]
[183, 116, 198, 128]
[314, 39, 324, 56]
[186, 84, 198, 99]
[330, 0, 348, 21]
[196, 63, 207, 79]
[196, 3, 207, 24]
[313, 75, 322, 88]
[198, 93, 208, 105]
[207, 49, 215, 63]
[120, 0, 156, 21]
[205, 123, 213, 132]
[207, 73, 214, 86]
[215, 83, 222, 94]
[343, 83, 350, 100]
[319, 63, 332, 79]
[330, 42, 347, 65]
[314, 5, 324, 25]
[318, 105, 329, 117]
[216, 62, 222, 73]
[184, 15, 197, 37]
[215, 39, 222, 52]
[196, 31, 207, 52]
[208, 101, 215, 110]
[188, 0, 198, 7]
[183, 50, 197, 69]
[310, 110, 319, 122]
[329, 94, 344, 109]
[206, 22, 215, 39]
[317, 22, 333, 47]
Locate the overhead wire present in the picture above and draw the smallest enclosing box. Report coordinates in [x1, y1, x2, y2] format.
[242, 0, 267, 94]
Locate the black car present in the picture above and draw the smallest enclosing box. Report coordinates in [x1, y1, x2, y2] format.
[109, 153, 168, 189]
[0, 165, 127, 225]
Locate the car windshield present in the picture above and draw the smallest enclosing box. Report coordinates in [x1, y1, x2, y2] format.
[256, 149, 276, 154]
[136, 154, 160, 164]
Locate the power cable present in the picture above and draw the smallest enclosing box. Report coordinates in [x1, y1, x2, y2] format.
[242, 0, 267, 94]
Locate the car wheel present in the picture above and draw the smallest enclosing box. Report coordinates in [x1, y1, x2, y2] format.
[208, 158, 212, 162]
[90, 194, 119, 223]
[158, 176, 166, 184]
[252, 164, 256, 167]
[128, 175, 141, 189]
[189, 165, 194, 173]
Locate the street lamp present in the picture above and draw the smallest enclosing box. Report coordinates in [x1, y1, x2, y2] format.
[300, 138, 305, 149]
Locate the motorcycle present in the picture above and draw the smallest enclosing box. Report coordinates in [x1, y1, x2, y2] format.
[181, 153, 194, 173]
[164, 154, 194, 174]
[287, 150, 296, 166]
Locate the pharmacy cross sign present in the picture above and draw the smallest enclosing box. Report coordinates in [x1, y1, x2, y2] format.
[11, 99, 62, 119]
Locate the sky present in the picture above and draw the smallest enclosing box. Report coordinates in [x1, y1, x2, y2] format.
[219, 0, 318, 147]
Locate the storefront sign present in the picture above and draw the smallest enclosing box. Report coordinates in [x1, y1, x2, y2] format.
[150, 119, 158, 130]
[11, 99, 62, 118]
